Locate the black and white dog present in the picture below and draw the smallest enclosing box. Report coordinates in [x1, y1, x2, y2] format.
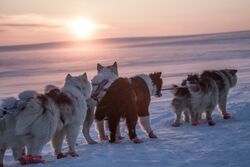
[200, 69, 237, 119]
[171, 69, 237, 127]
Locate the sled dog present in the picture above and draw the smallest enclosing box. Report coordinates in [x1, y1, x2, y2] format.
[171, 69, 237, 126]
[84, 62, 119, 142]
[200, 69, 237, 119]
[45, 73, 92, 159]
[0, 90, 61, 165]
[95, 72, 162, 144]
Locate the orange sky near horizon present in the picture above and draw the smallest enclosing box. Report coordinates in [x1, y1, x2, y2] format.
[0, 0, 250, 45]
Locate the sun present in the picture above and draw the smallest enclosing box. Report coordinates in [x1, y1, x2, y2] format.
[69, 19, 96, 38]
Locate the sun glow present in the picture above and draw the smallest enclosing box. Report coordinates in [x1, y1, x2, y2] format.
[69, 19, 96, 38]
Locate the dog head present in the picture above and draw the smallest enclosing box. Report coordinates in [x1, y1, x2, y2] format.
[92, 62, 119, 98]
[181, 74, 200, 87]
[149, 72, 163, 97]
[94, 62, 119, 85]
[65, 73, 92, 98]
[97, 61, 118, 76]
[222, 69, 238, 88]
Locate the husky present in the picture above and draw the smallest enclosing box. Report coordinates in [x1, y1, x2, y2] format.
[95, 72, 162, 144]
[171, 73, 218, 126]
[84, 62, 119, 142]
[200, 69, 238, 119]
[171, 69, 237, 127]
[0, 90, 61, 166]
[45, 73, 92, 159]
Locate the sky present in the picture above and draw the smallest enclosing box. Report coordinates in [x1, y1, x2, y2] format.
[0, 0, 250, 45]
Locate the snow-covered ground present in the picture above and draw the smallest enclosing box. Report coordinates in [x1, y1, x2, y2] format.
[1, 31, 250, 167]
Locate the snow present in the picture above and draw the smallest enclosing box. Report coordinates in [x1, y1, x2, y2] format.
[0, 30, 250, 167]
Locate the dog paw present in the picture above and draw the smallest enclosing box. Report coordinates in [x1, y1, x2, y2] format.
[208, 120, 216, 126]
[192, 121, 200, 126]
[19, 155, 33, 165]
[88, 140, 98, 144]
[56, 152, 68, 159]
[171, 122, 180, 127]
[100, 135, 109, 141]
[116, 136, 125, 140]
[133, 137, 143, 144]
[68, 151, 79, 157]
[115, 137, 122, 144]
[32, 156, 45, 164]
[19, 155, 44, 165]
[223, 113, 231, 119]
[148, 131, 158, 139]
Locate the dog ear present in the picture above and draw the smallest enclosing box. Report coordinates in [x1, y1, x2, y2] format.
[156, 72, 162, 77]
[231, 69, 237, 75]
[113, 62, 117, 69]
[66, 74, 73, 81]
[109, 62, 118, 75]
[97, 63, 104, 72]
[82, 72, 88, 79]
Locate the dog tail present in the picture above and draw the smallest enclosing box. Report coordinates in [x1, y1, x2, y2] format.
[18, 90, 38, 101]
[15, 98, 44, 135]
[15, 95, 58, 135]
[170, 84, 179, 94]
[45, 84, 60, 94]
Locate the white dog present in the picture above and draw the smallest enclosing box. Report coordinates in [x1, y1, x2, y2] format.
[0, 90, 60, 166]
[45, 73, 92, 159]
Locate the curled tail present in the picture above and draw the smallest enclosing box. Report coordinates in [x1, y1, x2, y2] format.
[44, 84, 60, 94]
[15, 98, 45, 135]
[15, 94, 58, 135]
[170, 84, 179, 94]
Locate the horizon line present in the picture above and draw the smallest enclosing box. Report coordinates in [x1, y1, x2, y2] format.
[1, 29, 250, 47]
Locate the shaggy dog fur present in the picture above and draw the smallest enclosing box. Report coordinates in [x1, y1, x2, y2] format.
[45, 73, 92, 159]
[0, 90, 60, 165]
[0, 91, 38, 166]
[200, 69, 237, 119]
[171, 69, 237, 127]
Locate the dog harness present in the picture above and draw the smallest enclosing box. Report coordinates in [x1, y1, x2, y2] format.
[0, 97, 34, 120]
[0, 101, 19, 120]
[91, 79, 109, 102]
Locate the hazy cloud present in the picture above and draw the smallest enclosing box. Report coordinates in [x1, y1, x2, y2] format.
[0, 14, 65, 30]
[0, 23, 61, 28]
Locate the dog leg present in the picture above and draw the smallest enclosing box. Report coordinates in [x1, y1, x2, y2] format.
[218, 93, 231, 119]
[0, 146, 6, 167]
[65, 125, 80, 157]
[115, 123, 124, 140]
[126, 119, 142, 144]
[21, 138, 45, 164]
[174, 112, 182, 127]
[96, 120, 108, 141]
[139, 116, 157, 138]
[82, 107, 98, 144]
[52, 130, 67, 159]
[171, 100, 183, 127]
[191, 111, 200, 126]
[184, 110, 190, 123]
[12, 146, 24, 161]
[206, 110, 216, 126]
[108, 116, 121, 143]
[27, 138, 44, 156]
